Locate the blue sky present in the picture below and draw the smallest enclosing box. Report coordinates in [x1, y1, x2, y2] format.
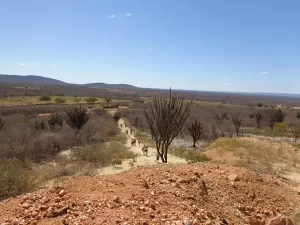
[0, 0, 300, 93]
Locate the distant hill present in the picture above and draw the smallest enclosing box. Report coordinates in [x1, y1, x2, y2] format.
[84, 83, 137, 89]
[0, 74, 67, 85]
[0, 74, 137, 89]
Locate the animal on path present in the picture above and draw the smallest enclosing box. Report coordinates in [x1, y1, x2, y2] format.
[131, 138, 136, 146]
[142, 145, 148, 156]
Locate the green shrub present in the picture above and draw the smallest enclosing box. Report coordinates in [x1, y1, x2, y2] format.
[85, 97, 98, 104]
[55, 97, 66, 104]
[274, 122, 288, 132]
[39, 95, 52, 101]
[73, 97, 81, 103]
[104, 98, 112, 103]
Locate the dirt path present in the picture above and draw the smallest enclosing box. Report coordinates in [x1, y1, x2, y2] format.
[96, 118, 186, 175]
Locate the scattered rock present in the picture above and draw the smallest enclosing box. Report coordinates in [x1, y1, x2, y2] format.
[228, 174, 240, 182]
[268, 216, 294, 225]
[58, 189, 65, 197]
[0, 164, 298, 225]
[113, 196, 121, 203]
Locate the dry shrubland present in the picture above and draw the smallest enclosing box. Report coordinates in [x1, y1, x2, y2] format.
[122, 102, 300, 143]
[0, 105, 125, 200]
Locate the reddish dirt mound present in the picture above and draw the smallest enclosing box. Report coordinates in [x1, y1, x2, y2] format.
[0, 164, 299, 225]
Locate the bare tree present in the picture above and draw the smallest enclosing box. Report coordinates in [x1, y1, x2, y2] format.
[214, 112, 228, 125]
[232, 114, 242, 137]
[187, 119, 203, 147]
[144, 89, 193, 163]
[251, 111, 263, 128]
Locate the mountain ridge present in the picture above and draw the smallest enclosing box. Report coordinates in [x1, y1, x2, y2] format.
[0, 74, 137, 89]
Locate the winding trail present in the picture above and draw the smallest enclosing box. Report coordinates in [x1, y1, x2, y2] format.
[96, 118, 186, 175]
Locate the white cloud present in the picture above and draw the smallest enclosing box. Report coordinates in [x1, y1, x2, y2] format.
[147, 48, 153, 51]
[220, 82, 231, 86]
[261, 71, 268, 75]
[125, 12, 132, 17]
[19, 63, 25, 66]
[108, 14, 116, 19]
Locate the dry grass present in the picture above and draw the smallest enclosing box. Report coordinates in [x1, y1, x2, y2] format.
[169, 146, 211, 163]
[71, 141, 136, 166]
[204, 137, 300, 175]
[0, 96, 131, 107]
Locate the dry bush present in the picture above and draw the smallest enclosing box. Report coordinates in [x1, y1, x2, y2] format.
[0, 128, 62, 163]
[92, 108, 108, 116]
[187, 119, 204, 147]
[30, 119, 47, 130]
[232, 114, 242, 137]
[0, 159, 40, 200]
[0, 105, 69, 117]
[169, 146, 210, 163]
[72, 141, 135, 166]
[291, 126, 300, 142]
[0, 110, 119, 164]
[47, 113, 64, 131]
[64, 106, 90, 130]
[119, 108, 149, 131]
[205, 137, 300, 175]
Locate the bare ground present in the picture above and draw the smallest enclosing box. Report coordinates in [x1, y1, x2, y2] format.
[1, 163, 299, 225]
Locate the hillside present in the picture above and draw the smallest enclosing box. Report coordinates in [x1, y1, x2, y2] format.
[0, 74, 137, 89]
[85, 83, 137, 89]
[0, 164, 299, 224]
[0, 74, 67, 85]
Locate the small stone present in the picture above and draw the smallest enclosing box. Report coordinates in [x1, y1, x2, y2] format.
[248, 216, 265, 225]
[113, 196, 121, 203]
[144, 200, 150, 206]
[228, 174, 240, 182]
[150, 204, 156, 210]
[21, 203, 30, 209]
[268, 216, 294, 225]
[58, 189, 65, 197]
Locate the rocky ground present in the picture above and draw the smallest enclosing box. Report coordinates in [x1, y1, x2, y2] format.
[0, 163, 299, 225]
